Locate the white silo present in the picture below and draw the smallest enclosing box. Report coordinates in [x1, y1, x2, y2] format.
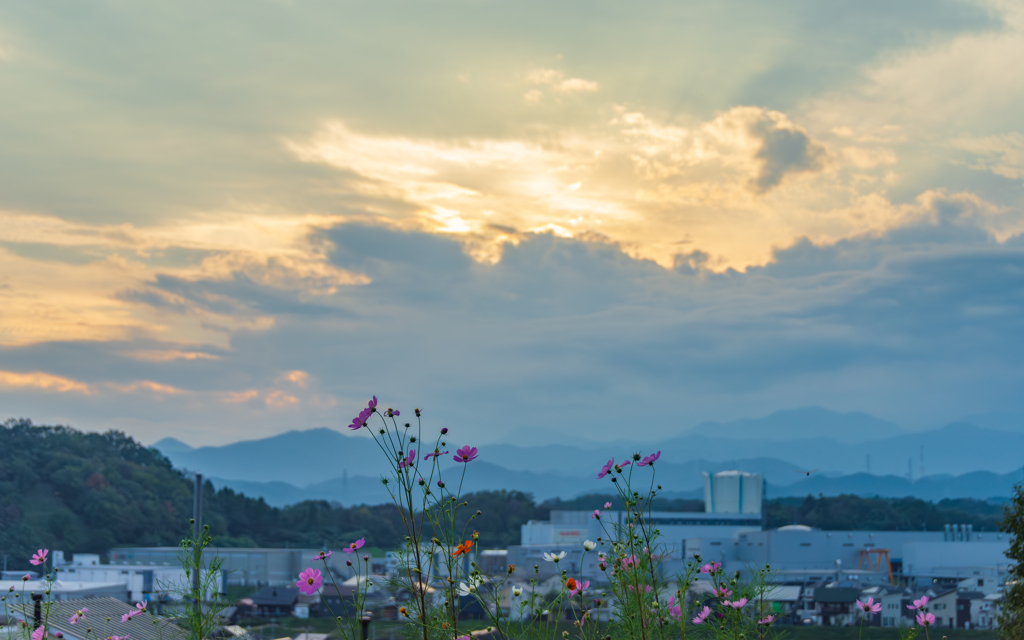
[703, 470, 763, 514]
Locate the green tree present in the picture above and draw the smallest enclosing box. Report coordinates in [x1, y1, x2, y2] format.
[999, 481, 1024, 637]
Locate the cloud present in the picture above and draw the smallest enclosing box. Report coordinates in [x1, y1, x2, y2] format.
[526, 68, 600, 94]
[0, 0, 1020, 449]
[953, 133, 1024, 181]
[749, 112, 827, 192]
[0, 370, 92, 394]
[289, 107, 949, 272]
[0, 210, 368, 345]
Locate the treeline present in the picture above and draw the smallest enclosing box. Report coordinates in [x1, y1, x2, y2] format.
[0, 420, 1011, 569]
[765, 494, 1006, 531]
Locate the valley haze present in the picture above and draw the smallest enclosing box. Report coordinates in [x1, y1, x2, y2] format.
[153, 407, 1024, 507]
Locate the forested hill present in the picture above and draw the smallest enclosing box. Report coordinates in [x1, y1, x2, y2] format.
[0, 420, 1010, 571]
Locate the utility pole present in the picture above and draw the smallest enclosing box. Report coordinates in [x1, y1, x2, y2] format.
[193, 472, 203, 599]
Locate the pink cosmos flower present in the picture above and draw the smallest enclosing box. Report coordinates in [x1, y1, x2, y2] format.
[637, 451, 661, 467]
[916, 612, 935, 626]
[699, 562, 721, 574]
[423, 450, 448, 460]
[598, 458, 615, 479]
[569, 580, 589, 596]
[715, 587, 732, 598]
[758, 615, 775, 625]
[69, 608, 88, 624]
[591, 509, 601, 519]
[121, 601, 147, 622]
[109, 636, 129, 640]
[907, 595, 929, 610]
[692, 606, 711, 625]
[31, 628, 46, 640]
[296, 568, 322, 595]
[30, 549, 48, 566]
[345, 538, 366, 554]
[724, 598, 747, 609]
[454, 446, 478, 463]
[313, 551, 332, 561]
[858, 597, 882, 614]
[398, 450, 416, 469]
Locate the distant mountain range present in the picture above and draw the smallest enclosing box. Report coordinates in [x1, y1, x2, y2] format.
[152, 407, 1024, 508]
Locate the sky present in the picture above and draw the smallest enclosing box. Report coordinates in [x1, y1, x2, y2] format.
[1, 0, 1023, 447]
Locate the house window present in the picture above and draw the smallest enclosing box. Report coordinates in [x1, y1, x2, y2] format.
[978, 579, 984, 587]
[843, 543, 854, 547]
[800, 543, 812, 547]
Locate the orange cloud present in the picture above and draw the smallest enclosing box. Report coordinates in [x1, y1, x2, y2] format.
[0, 370, 92, 394]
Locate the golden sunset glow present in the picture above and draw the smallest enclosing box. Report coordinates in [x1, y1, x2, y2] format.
[1, 0, 1022, 444]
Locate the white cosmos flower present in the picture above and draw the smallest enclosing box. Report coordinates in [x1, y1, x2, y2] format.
[459, 582, 475, 596]
[583, 540, 597, 551]
[512, 586, 523, 597]
[543, 551, 566, 563]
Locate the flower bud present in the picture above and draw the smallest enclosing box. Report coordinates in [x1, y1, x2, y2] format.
[440, 427, 447, 434]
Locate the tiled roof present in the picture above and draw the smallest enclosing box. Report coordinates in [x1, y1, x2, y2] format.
[9, 598, 185, 640]
[249, 587, 299, 607]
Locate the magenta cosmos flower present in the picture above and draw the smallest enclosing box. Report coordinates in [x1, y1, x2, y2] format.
[699, 561, 721, 574]
[313, 550, 332, 561]
[69, 608, 88, 624]
[348, 407, 372, 431]
[590, 509, 601, 519]
[30, 549, 48, 566]
[296, 568, 322, 595]
[399, 450, 416, 469]
[758, 615, 775, 625]
[858, 597, 882, 614]
[345, 538, 366, 554]
[367, 396, 377, 411]
[454, 446, 478, 463]
[691, 606, 711, 625]
[916, 611, 936, 626]
[598, 458, 615, 479]
[423, 449, 448, 460]
[637, 451, 661, 467]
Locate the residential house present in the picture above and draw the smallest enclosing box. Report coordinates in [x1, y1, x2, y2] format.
[956, 591, 985, 629]
[813, 586, 860, 626]
[978, 593, 1002, 629]
[926, 588, 958, 629]
[249, 585, 316, 617]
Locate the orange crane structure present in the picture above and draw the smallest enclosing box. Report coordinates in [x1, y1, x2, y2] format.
[857, 548, 893, 584]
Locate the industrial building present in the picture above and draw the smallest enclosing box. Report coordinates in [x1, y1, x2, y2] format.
[508, 469, 1011, 595]
[109, 546, 351, 587]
